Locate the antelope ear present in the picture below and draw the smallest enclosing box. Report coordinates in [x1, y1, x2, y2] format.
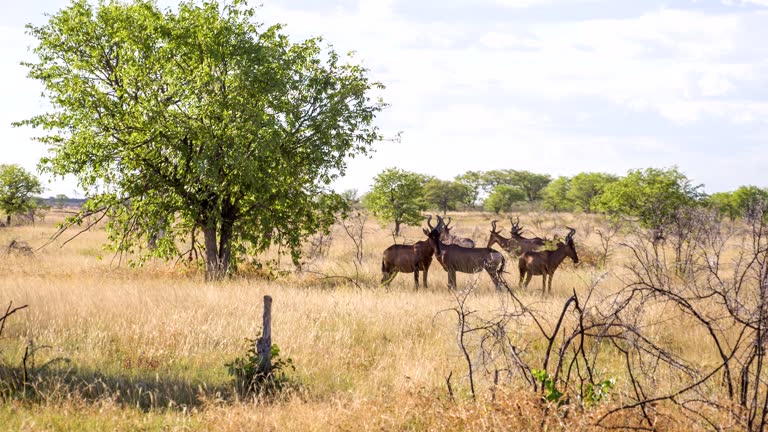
[423, 228, 429, 236]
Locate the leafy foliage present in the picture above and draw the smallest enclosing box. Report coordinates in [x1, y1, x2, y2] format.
[581, 378, 616, 407]
[226, 340, 295, 397]
[362, 168, 427, 235]
[483, 185, 525, 214]
[510, 170, 552, 203]
[732, 185, 768, 221]
[423, 179, 469, 214]
[531, 369, 565, 405]
[541, 176, 572, 212]
[476, 169, 551, 205]
[566, 172, 617, 213]
[595, 167, 704, 229]
[454, 171, 485, 209]
[0, 164, 43, 225]
[17, 0, 386, 279]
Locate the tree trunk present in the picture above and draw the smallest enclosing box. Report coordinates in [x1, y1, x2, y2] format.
[5, 215, 9, 226]
[394, 220, 401, 236]
[219, 219, 233, 275]
[203, 226, 224, 281]
[202, 220, 234, 281]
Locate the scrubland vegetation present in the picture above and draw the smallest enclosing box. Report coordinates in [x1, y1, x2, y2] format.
[5, 2, 767, 430]
[1, 206, 766, 431]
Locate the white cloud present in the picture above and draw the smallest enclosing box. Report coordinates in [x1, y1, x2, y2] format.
[357, 0, 394, 19]
[723, 0, 768, 6]
[479, 32, 540, 50]
[493, 0, 600, 8]
[698, 72, 734, 97]
[494, 0, 554, 7]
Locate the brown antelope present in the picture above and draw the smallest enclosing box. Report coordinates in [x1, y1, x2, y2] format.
[427, 215, 509, 291]
[440, 217, 476, 248]
[381, 216, 436, 288]
[509, 217, 548, 253]
[518, 227, 579, 294]
[487, 219, 547, 256]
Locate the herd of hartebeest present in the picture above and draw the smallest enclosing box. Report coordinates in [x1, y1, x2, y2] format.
[381, 215, 578, 293]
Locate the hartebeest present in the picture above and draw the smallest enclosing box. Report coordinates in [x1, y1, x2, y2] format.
[509, 217, 548, 252]
[427, 215, 508, 291]
[440, 217, 476, 248]
[518, 227, 579, 294]
[487, 219, 547, 256]
[380, 216, 436, 288]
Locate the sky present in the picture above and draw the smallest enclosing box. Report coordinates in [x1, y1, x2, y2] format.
[1, 0, 767, 197]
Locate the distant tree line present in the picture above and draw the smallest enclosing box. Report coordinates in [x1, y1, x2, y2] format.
[360, 166, 768, 234]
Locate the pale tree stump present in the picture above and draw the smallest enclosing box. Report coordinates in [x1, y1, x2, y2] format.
[256, 295, 272, 376]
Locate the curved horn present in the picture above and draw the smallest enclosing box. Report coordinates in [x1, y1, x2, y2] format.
[445, 216, 452, 228]
[491, 220, 498, 233]
[510, 217, 522, 234]
[435, 215, 445, 229]
[566, 226, 576, 240]
[426, 214, 434, 230]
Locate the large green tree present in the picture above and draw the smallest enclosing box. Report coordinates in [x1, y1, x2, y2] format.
[732, 186, 768, 220]
[363, 168, 426, 236]
[454, 171, 484, 209]
[17, 0, 386, 279]
[707, 191, 739, 220]
[0, 164, 44, 226]
[567, 172, 617, 213]
[510, 170, 551, 203]
[596, 167, 703, 229]
[483, 185, 525, 214]
[423, 179, 469, 214]
[541, 176, 572, 212]
[479, 169, 551, 203]
[706, 186, 768, 221]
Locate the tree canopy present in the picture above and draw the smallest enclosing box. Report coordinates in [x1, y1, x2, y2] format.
[0, 164, 44, 226]
[423, 179, 468, 214]
[362, 168, 426, 236]
[17, 0, 386, 279]
[541, 176, 572, 212]
[484, 185, 525, 214]
[567, 172, 618, 213]
[596, 167, 703, 229]
[454, 171, 484, 209]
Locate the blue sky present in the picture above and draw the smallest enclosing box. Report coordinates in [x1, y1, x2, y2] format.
[1, 0, 766, 197]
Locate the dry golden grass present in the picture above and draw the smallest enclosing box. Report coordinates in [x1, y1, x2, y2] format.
[0, 209, 747, 431]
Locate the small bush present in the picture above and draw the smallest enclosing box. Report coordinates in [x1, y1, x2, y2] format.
[226, 339, 295, 398]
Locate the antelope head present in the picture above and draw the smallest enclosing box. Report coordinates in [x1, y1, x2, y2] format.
[510, 217, 523, 236]
[564, 227, 579, 264]
[428, 215, 446, 258]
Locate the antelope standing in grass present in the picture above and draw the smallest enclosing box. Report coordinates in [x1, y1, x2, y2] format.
[427, 215, 509, 291]
[440, 217, 476, 248]
[381, 216, 436, 288]
[509, 217, 548, 253]
[519, 227, 579, 294]
[487, 219, 547, 256]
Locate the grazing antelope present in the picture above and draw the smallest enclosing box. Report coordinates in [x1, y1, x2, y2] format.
[518, 227, 579, 294]
[427, 215, 509, 291]
[381, 216, 436, 288]
[440, 217, 476, 248]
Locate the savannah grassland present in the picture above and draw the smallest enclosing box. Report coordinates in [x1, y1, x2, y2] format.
[0, 209, 746, 431]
